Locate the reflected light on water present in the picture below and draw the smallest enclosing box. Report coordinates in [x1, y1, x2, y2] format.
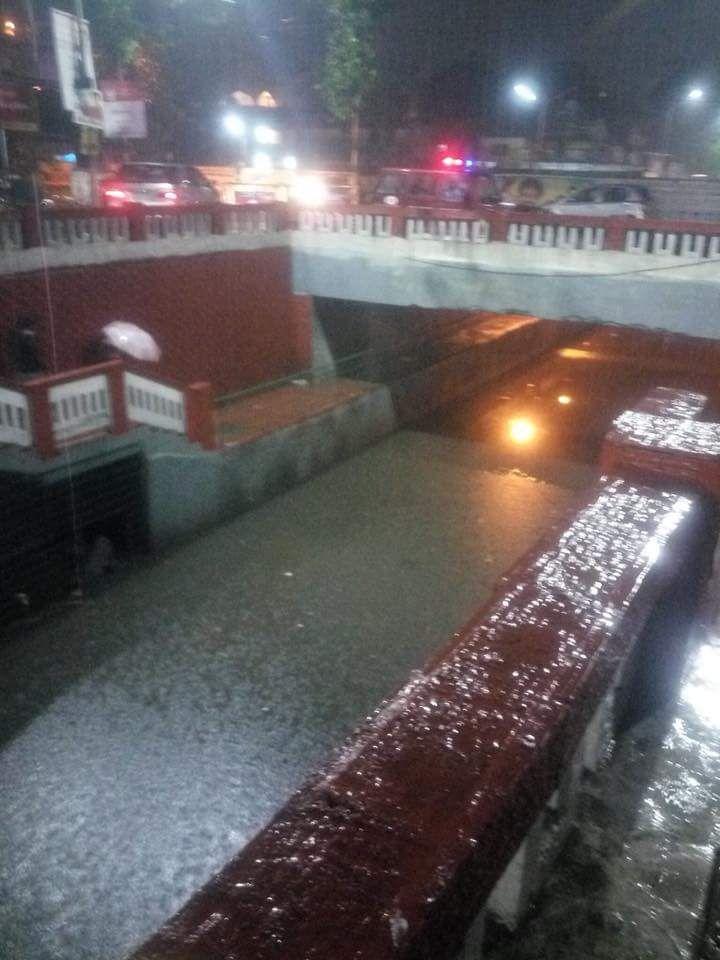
[508, 417, 537, 445]
[681, 645, 720, 729]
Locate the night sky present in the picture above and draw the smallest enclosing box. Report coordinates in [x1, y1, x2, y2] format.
[244, 0, 720, 126]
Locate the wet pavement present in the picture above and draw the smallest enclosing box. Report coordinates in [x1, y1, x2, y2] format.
[0, 430, 591, 960]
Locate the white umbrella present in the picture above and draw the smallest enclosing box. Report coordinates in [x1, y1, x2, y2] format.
[102, 322, 161, 362]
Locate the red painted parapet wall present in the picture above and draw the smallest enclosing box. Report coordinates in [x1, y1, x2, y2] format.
[131, 476, 704, 960]
[0, 248, 311, 395]
[295, 203, 720, 255]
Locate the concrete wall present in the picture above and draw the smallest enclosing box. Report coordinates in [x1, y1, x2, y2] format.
[293, 233, 720, 340]
[0, 240, 310, 395]
[146, 384, 397, 549]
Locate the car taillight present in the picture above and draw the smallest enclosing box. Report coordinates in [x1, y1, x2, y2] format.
[104, 187, 127, 200]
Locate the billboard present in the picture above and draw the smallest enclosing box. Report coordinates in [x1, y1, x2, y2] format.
[51, 7, 103, 129]
[101, 78, 147, 139]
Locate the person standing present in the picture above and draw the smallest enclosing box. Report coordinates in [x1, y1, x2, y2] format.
[6, 315, 43, 378]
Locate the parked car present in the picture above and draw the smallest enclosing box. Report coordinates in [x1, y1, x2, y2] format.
[544, 183, 651, 219]
[101, 163, 219, 208]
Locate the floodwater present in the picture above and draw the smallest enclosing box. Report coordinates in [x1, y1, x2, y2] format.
[4, 322, 719, 960]
[0, 430, 591, 960]
[484, 604, 720, 960]
[419, 325, 720, 960]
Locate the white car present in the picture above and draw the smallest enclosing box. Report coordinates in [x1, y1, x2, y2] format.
[545, 184, 650, 219]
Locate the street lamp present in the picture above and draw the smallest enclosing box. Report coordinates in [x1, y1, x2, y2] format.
[513, 82, 539, 104]
[664, 86, 706, 154]
[512, 81, 548, 146]
[222, 113, 246, 137]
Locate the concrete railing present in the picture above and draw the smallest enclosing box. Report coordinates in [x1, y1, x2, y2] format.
[0, 361, 215, 459]
[0, 383, 32, 447]
[6, 202, 720, 259]
[3, 202, 287, 251]
[294, 204, 720, 259]
[0, 212, 23, 252]
[125, 371, 186, 435]
[48, 370, 114, 443]
[131, 461, 708, 960]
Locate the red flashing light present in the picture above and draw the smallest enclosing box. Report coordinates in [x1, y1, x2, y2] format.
[442, 156, 454, 167]
[104, 188, 127, 200]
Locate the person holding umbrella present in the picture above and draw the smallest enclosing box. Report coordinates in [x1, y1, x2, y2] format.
[84, 322, 161, 366]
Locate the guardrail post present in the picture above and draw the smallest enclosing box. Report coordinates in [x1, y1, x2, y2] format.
[185, 381, 216, 450]
[24, 379, 56, 459]
[106, 360, 130, 436]
[604, 217, 627, 252]
[20, 205, 43, 249]
[211, 203, 227, 235]
[486, 210, 507, 242]
[127, 205, 148, 242]
[391, 211, 405, 237]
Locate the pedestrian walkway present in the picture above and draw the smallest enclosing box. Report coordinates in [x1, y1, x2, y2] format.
[215, 377, 376, 446]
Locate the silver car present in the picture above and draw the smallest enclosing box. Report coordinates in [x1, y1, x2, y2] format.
[101, 163, 219, 208]
[545, 184, 650, 219]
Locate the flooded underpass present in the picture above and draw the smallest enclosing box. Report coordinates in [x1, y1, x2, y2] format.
[0, 427, 591, 960]
[3, 322, 720, 960]
[419, 326, 720, 960]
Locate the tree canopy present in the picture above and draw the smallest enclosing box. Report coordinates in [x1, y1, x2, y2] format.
[321, 0, 378, 124]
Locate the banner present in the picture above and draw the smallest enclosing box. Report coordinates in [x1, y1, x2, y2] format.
[101, 78, 147, 139]
[51, 8, 103, 129]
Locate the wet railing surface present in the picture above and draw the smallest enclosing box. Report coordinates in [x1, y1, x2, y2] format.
[602, 387, 720, 499]
[3, 202, 720, 258]
[131, 474, 704, 960]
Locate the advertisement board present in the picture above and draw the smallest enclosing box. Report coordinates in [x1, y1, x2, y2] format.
[101, 78, 147, 139]
[51, 7, 103, 129]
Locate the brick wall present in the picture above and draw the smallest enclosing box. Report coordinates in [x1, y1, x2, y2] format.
[0, 246, 310, 394]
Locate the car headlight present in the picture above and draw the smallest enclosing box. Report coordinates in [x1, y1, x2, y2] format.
[292, 175, 330, 207]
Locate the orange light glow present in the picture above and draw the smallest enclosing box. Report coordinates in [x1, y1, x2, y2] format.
[3, 19, 17, 37]
[557, 394, 572, 405]
[508, 417, 537, 445]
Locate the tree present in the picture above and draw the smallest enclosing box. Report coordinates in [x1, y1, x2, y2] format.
[82, 0, 142, 71]
[321, 0, 378, 194]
